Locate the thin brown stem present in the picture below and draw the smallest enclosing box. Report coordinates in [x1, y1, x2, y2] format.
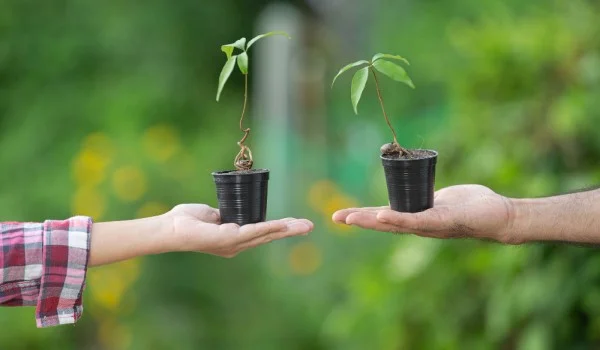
[234, 73, 253, 170]
[239, 73, 249, 136]
[370, 67, 400, 146]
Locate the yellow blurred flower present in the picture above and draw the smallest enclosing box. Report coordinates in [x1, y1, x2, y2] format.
[143, 124, 181, 162]
[324, 194, 357, 235]
[88, 271, 126, 310]
[307, 179, 358, 235]
[71, 186, 106, 220]
[116, 258, 141, 282]
[307, 180, 338, 212]
[325, 219, 354, 235]
[137, 201, 170, 218]
[72, 133, 114, 186]
[112, 165, 147, 202]
[323, 193, 357, 218]
[83, 132, 115, 160]
[289, 241, 322, 275]
[88, 259, 141, 311]
[72, 149, 109, 186]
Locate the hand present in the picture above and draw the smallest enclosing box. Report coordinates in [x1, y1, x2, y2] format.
[166, 204, 314, 258]
[332, 185, 518, 244]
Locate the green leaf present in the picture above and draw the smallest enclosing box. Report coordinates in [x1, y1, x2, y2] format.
[372, 59, 415, 89]
[351, 66, 369, 114]
[232, 37, 247, 50]
[372, 53, 410, 66]
[221, 45, 235, 60]
[331, 60, 369, 88]
[237, 52, 248, 74]
[221, 38, 246, 59]
[216, 55, 237, 101]
[246, 31, 290, 50]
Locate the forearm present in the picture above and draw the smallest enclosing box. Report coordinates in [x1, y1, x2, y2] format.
[511, 189, 600, 244]
[89, 215, 174, 267]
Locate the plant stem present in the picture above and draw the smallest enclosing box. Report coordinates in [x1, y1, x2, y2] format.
[370, 67, 401, 148]
[239, 73, 250, 142]
[234, 73, 252, 170]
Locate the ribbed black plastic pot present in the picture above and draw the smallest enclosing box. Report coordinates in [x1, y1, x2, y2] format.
[381, 150, 438, 213]
[212, 169, 269, 225]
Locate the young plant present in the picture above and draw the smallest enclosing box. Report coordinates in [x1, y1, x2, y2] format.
[216, 31, 290, 171]
[331, 53, 415, 156]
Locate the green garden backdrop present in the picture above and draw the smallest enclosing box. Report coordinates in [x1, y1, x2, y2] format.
[1, 0, 600, 349]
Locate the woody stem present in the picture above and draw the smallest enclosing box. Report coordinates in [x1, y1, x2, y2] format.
[371, 67, 400, 146]
[239, 73, 250, 145]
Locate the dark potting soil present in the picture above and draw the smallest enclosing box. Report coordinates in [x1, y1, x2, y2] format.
[216, 168, 269, 175]
[382, 149, 437, 160]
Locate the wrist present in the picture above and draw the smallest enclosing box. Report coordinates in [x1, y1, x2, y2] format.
[509, 197, 555, 244]
[145, 214, 178, 254]
[89, 214, 175, 267]
[505, 197, 530, 244]
[492, 196, 526, 245]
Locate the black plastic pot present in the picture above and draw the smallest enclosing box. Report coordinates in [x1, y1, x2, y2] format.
[212, 169, 269, 225]
[381, 150, 438, 213]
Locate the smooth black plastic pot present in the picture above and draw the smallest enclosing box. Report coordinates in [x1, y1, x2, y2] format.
[381, 150, 437, 213]
[212, 169, 269, 225]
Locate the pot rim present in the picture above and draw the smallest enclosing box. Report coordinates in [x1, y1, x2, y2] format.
[211, 168, 270, 176]
[380, 149, 438, 162]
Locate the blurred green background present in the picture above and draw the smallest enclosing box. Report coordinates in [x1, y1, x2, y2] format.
[1, 0, 600, 348]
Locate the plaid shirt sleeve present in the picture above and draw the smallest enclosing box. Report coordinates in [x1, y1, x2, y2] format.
[0, 216, 92, 328]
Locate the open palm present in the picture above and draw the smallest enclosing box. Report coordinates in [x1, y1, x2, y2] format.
[168, 204, 314, 258]
[333, 185, 517, 243]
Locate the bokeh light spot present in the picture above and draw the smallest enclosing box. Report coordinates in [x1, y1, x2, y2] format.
[143, 124, 181, 162]
[112, 165, 147, 202]
[289, 241, 322, 275]
[137, 201, 170, 218]
[71, 186, 106, 220]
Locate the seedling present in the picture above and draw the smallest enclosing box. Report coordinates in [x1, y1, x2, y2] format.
[332, 53, 438, 213]
[212, 31, 290, 225]
[216, 31, 290, 171]
[331, 53, 415, 157]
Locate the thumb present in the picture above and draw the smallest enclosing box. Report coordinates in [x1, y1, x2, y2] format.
[377, 209, 443, 233]
[174, 204, 220, 224]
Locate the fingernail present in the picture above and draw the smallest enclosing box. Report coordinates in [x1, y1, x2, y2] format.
[301, 220, 314, 230]
[287, 220, 309, 230]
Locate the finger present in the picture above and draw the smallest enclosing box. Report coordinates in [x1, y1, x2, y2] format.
[433, 189, 453, 205]
[237, 218, 298, 242]
[187, 204, 221, 223]
[332, 206, 389, 223]
[344, 211, 407, 233]
[202, 208, 220, 224]
[376, 209, 447, 233]
[241, 219, 314, 250]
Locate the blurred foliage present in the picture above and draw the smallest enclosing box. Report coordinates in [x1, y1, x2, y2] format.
[326, 0, 600, 349]
[1, 0, 600, 349]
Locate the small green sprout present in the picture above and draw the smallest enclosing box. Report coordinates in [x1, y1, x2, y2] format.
[216, 31, 290, 170]
[331, 53, 415, 156]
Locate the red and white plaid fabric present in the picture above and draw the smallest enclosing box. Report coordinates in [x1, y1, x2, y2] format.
[0, 216, 92, 328]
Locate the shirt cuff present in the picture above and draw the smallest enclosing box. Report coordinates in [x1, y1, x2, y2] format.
[35, 216, 92, 328]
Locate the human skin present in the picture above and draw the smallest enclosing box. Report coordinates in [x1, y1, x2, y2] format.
[332, 184, 600, 245]
[89, 204, 314, 266]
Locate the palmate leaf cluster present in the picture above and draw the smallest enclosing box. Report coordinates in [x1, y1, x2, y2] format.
[331, 53, 415, 114]
[216, 31, 290, 102]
